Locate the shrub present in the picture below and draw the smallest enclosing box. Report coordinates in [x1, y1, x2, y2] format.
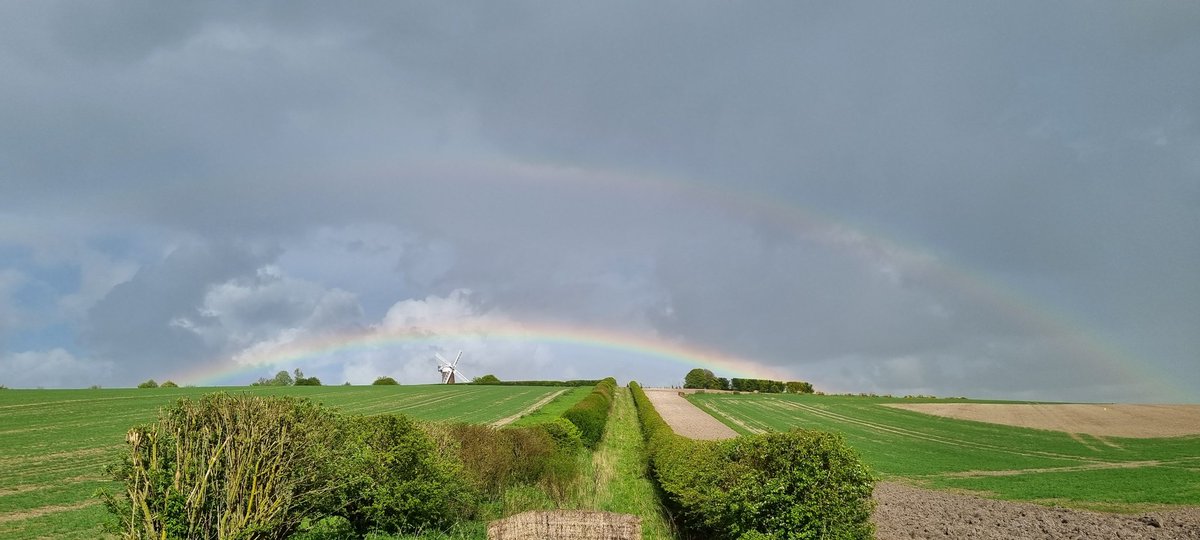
[294, 376, 322, 386]
[336, 414, 475, 535]
[560, 377, 617, 448]
[785, 381, 814, 394]
[102, 394, 344, 539]
[471, 374, 501, 384]
[423, 421, 579, 503]
[469, 379, 600, 387]
[372, 376, 399, 385]
[629, 382, 875, 540]
[136, 379, 158, 389]
[159, 380, 178, 388]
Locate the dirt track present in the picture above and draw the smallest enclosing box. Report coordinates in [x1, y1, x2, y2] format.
[886, 403, 1200, 438]
[641, 389, 737, 440]
[646, 390, 1200, 539]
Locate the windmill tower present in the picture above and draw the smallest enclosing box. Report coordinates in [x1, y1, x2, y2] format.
[435, 351, 471, 384]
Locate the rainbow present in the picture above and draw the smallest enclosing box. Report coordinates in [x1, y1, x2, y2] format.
[177, 160, 1189, 399]
[177, 319, 793, 386]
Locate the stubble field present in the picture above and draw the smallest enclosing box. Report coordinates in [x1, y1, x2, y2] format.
[0, 384, 579, 539]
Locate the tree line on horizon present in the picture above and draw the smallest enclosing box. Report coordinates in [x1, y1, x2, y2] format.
[683, 367, 814, 394]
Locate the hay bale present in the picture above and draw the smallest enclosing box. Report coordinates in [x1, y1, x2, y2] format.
[487, 510, 641, 540]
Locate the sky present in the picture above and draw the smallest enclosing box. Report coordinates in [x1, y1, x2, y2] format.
[1, 2, 1197, 402]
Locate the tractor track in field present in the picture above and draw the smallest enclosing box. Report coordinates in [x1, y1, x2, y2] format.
[491, 389, 568, 427]
[663, 394, 1200, 540]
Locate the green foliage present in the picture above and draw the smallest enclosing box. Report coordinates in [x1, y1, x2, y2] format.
[424, 422, 579, 502]
[101, 394, 494, 539]
[560, 377, 617, 449]
[684, 368, 726, 390]
[629, 382, 875, 540]
[251, 370, 295, 386]
[291, 368, 322, 386]
[538, 416, 584, 454]
[471, 374, 501, 384]
[3, 385, 584, 538]
[372, 376, 399, 385]
[471, 379, 601, 387]
[337, 414, 476, 535]
[159, 380, 178, 388]
[135, 379, 158, 389]
[784, 381, 814, 394]
[730, 378, 786, 393]
[101, 393, 344, 539]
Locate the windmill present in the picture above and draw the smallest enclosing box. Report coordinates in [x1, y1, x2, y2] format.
[435, 351, 471, 384]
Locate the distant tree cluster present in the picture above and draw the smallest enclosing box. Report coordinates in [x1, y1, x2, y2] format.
[682, 368, 815, 394]
[137, 379, 159, 389]
[252, 369, 322, 387]
[372, 376, 399, 385]
[683, 368, 728, 390]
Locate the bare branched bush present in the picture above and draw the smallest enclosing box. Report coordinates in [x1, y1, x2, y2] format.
[102, 394, 344, 540]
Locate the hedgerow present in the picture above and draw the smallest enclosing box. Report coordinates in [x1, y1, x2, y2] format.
[102, 394, 346, 539]
[560, 377, 617, 448]
[102, 394, 480, 539]
[629, 382, 876, 540]
[423, 419, 581, 503]
[471, 378, 602, 387]
[336, 414, 476, 535]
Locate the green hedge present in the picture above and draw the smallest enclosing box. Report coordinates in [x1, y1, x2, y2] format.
[560, 377, 617, 449]
[472, 379, 602, 387]
[103, 394, 501, 539]
[629, 382, 875, 540]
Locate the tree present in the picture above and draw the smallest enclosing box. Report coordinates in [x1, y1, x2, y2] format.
[137, 379, 159, 389]
[785, 381, 814, 394]
[274, 370, 294, 386]
[683, 368, 717, 389]
[372, 376, 399, 386]
[293, 369, 321, 386]
[472, 374, 501, 384]
[160, 380, 179, 388]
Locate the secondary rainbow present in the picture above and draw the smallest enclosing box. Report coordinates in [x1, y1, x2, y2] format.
[180, 159, 1188, 399]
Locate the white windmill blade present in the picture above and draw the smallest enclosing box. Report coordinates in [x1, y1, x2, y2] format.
[453, 369, 471, 382]
[451, 350, 463, 368]
[434, 352, 449, 365]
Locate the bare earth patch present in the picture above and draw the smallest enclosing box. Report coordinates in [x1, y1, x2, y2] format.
[885, 403, 1200, 438]
[641, 389, 737, 440]
[874, 482, 1200, 540]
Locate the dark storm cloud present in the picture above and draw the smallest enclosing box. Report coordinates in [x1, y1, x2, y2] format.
[0, 2, 1196, 399]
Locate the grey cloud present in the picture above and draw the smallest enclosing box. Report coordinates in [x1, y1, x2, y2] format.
[0, 2, 1195, 399]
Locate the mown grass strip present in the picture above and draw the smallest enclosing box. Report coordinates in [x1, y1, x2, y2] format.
[589, 386, 674, 540]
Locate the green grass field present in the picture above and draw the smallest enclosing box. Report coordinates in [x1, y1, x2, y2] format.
[0, 384, 576, 540]
[689, 393, 1200, 510]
